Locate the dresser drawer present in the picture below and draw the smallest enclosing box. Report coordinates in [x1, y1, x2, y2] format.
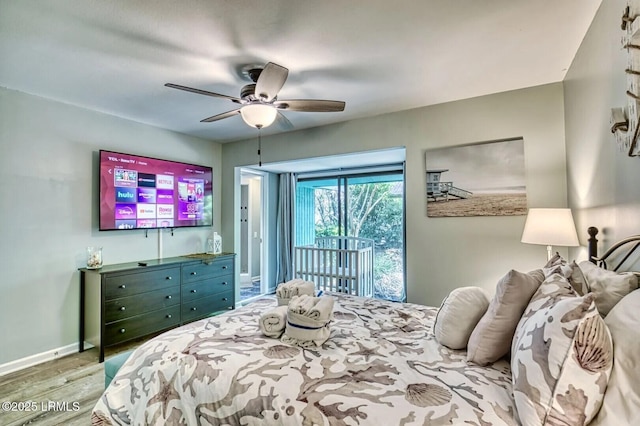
[104, 286, 180, 323]
[181, 291, 234, 323]
[181, 274, 233, 302]
[182, 258, 233, 283]
[105, 267, 180, 300]
[105, 305, 181, 345]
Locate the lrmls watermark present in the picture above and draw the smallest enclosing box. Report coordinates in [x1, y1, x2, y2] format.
[41, 400, 81, 412]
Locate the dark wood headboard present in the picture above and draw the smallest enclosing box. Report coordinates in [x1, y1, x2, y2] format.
[588, 226, 640, 273]
[588, 227, 599, 264]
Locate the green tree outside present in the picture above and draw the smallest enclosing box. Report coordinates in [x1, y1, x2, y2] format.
[312, 182, 404, 301]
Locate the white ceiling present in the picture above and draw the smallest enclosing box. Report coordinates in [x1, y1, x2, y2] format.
[0, 0, 602, 143]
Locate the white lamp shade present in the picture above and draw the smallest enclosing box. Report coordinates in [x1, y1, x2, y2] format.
[240, 104, 277, 128]
[521, 208, 579, 247]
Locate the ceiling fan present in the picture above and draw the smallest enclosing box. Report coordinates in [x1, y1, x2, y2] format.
[165, 62, 346, 129]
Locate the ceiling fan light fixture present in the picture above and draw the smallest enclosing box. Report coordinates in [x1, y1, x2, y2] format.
[240, 104, 277, 129]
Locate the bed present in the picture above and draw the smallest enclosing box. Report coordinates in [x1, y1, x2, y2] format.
[294, 236, 374, 297]
[91, 227, 640, 425]
[92, 293, 515, 425]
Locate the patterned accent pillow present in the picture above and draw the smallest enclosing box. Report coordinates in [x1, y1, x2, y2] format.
[434, 286, 490, 350]
[511, 275, 613, 426]
[542, 254, 589, 295]
[542, 252, 572, 278]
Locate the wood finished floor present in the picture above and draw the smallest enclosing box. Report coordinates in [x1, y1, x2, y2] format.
[0, 338, 152, 426]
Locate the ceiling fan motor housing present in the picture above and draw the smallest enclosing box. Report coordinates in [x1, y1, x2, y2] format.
[245, 67, 263, 83]
[240, 84, 257, 101]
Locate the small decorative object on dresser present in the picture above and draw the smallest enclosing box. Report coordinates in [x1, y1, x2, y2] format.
[213, 231, 222, 254]
[205, 234, 215, 254]
[86, 246, 103, 269]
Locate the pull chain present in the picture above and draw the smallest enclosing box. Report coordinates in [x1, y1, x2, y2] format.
[257, 126, 262, 167]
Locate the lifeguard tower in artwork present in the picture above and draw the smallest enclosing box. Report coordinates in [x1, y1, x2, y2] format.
[426, 169, 472, 201]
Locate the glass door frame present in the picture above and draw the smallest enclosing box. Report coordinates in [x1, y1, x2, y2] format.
[295, 163, 406, 301]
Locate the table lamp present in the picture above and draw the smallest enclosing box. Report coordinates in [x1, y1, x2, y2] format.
[521, 208, 579, 260]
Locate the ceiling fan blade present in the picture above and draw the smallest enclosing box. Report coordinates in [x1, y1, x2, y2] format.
[200, 109, 241, 123]
[165, 83, 242, 103]
[276, 112, 294, 130]
[255, 62, 289, 102]
[274, 99, 345, 112]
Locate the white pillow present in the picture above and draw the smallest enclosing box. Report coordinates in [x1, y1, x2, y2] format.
[434, 286, 490, 350]
[591, 289, 640, 426]
[578, 260, 638, 316]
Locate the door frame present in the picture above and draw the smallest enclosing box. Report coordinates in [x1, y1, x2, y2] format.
[235, 167, 270, 303]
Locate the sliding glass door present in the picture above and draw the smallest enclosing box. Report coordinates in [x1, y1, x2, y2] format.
[295, 167, 405, 301]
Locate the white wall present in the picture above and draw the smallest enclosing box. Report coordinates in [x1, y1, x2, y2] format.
[0, 87, 222, 366]
[564, 0, 640, 256]
[249, 178, 261, 279]
[222, 83, 570, 307]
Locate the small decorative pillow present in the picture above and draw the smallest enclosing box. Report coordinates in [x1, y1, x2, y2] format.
[511, 276, 613, 426]
[577, 260, 638, 316]
[434, 286, 490, 350]
[466, 269, 544, 365]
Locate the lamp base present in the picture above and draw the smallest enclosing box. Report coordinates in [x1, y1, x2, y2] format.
[546, 245, 554, 261]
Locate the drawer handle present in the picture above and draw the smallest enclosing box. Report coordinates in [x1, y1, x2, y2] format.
[119, 328, 126, 334]
[166, 295, 172, 299]
[166, 276, 172, 280]
[119, 284, 126, 289]
[222, 266, 228, 270]
[120, 306, 126, 311]
[191, 307, 197, 311]
[191, 272, 197, 276]
[166, 314, 172, 319]
[227, 306, 233, 310]
[221, 281, 228, 286]
[222, 297, 228, 301]
[191, 289, 197, 293]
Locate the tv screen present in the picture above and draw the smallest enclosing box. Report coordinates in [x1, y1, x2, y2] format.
[99, 150, 213, 230]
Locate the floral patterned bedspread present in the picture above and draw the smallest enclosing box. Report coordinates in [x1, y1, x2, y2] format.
[92, 293, 517, 425]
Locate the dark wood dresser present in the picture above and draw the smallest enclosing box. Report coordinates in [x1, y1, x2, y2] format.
[79, 253, 236, 362]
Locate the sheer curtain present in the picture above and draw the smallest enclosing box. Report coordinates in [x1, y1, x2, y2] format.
[276, 172, 296, 284]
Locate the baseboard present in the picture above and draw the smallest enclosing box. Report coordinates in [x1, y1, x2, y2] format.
[0, 343, 79, 376]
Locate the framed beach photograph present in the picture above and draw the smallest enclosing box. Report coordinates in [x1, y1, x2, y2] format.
[425, 138, 527, 217]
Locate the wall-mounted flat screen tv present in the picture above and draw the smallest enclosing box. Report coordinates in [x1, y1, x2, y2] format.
[99, 150, 213, 230]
